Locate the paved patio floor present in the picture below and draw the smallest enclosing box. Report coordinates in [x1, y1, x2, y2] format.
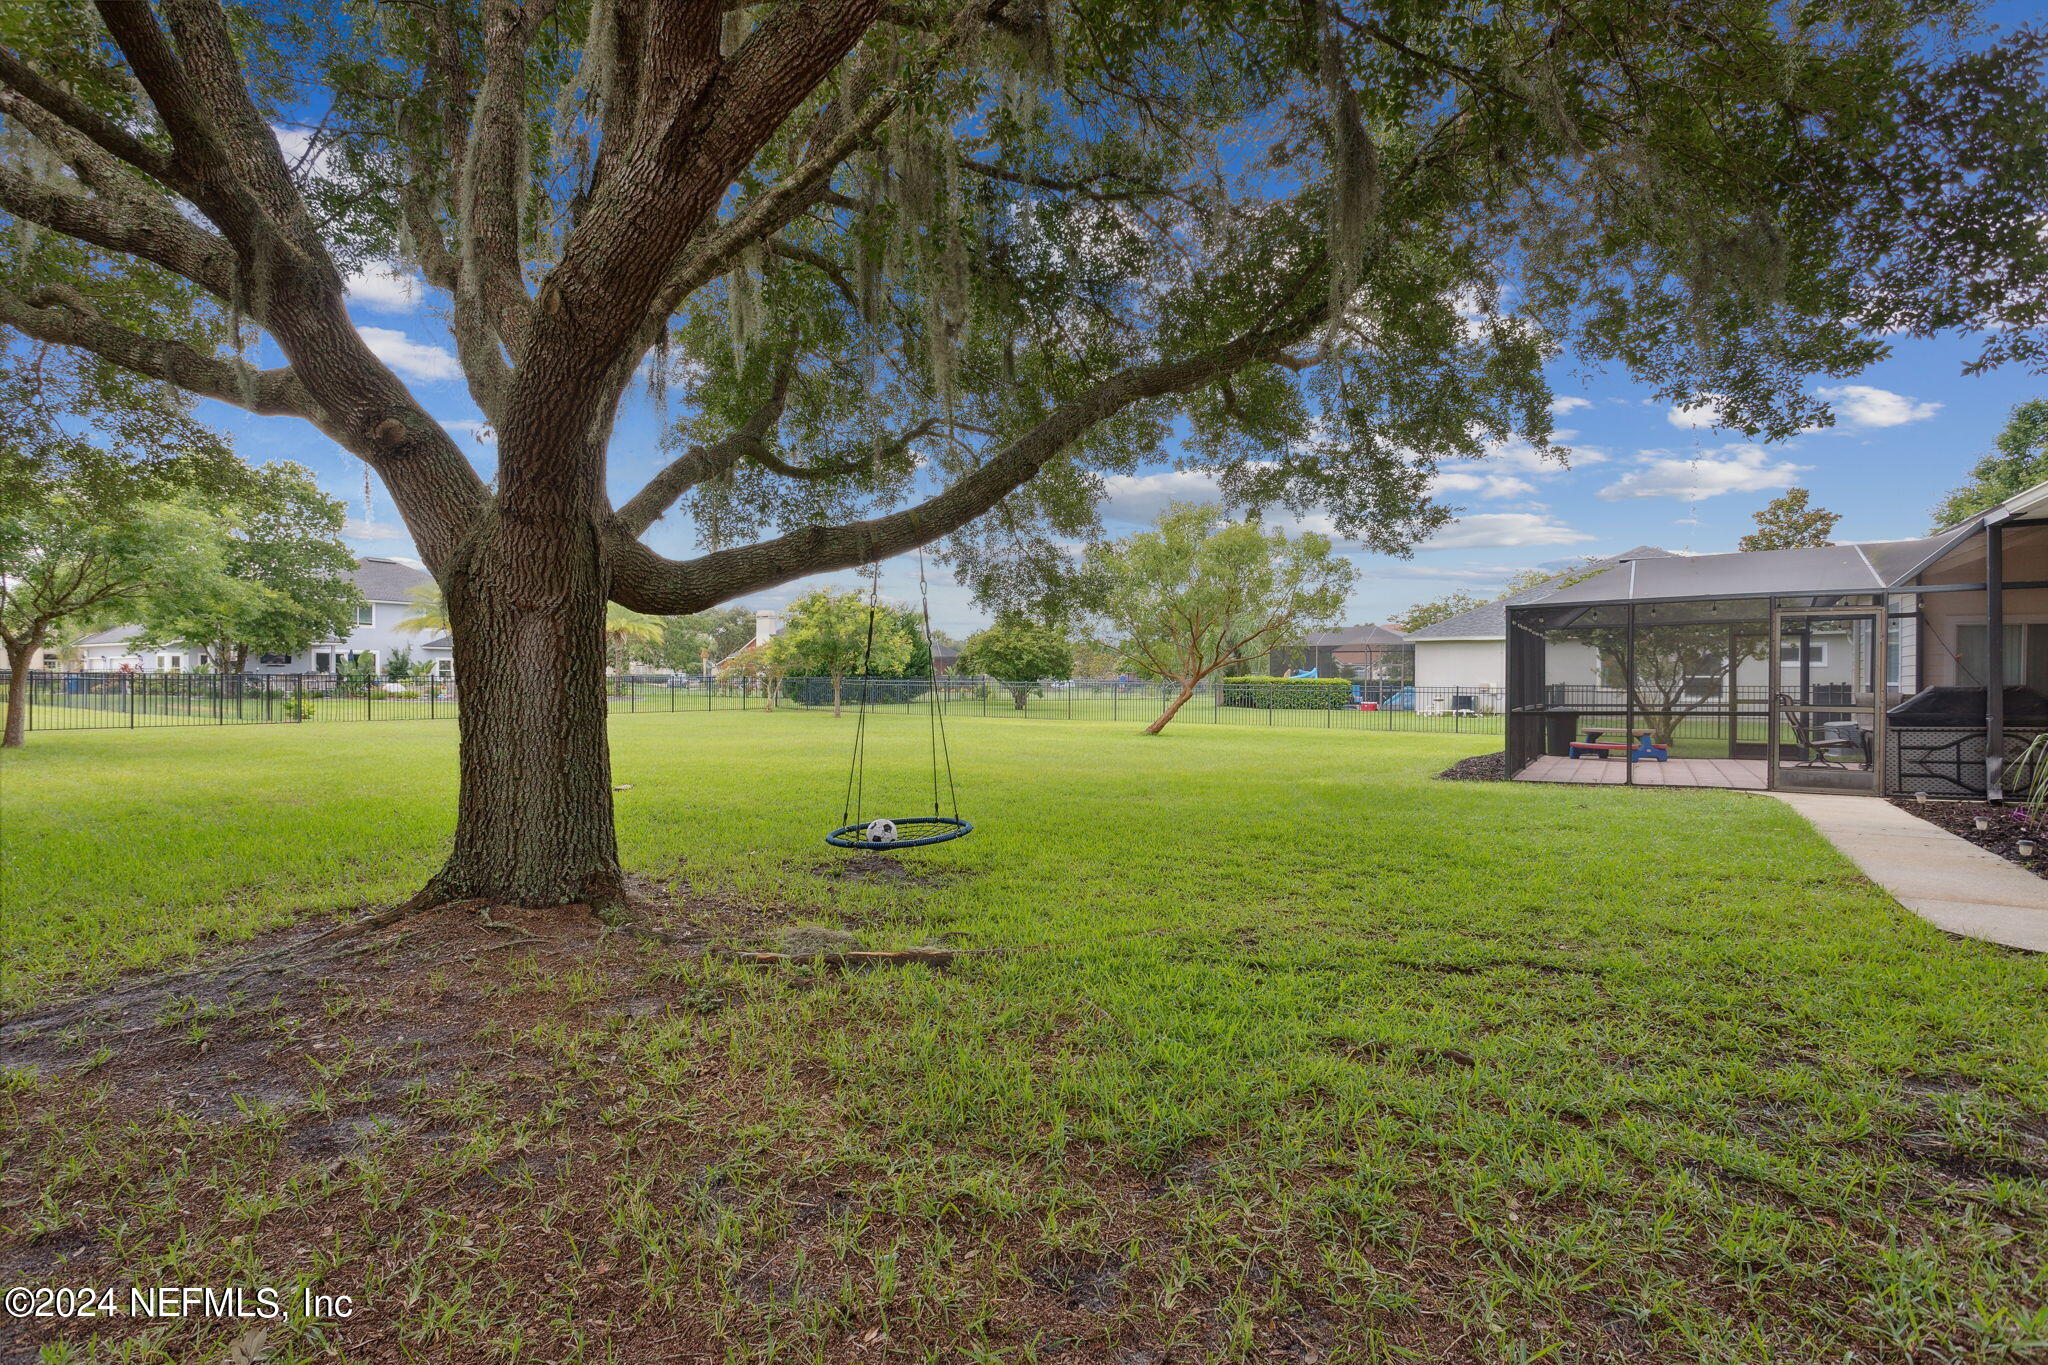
[1516, 755, 1768, 790]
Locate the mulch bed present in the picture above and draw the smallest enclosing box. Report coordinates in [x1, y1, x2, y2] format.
[1891, 797, 2048, 880]
[1436, 750, 1506, 782]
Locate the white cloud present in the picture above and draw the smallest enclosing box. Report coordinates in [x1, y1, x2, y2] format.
[1549, 396, 1594, 416]
[1099, 468, 1222, 523]
[1598, 443, 1806, 501]
[1422, 513, 1596, 550]
[1432, 470, 1536, 500]
[1378, 562, 1521, 585]
[440, 419, 497, 447]
[1813, 383, 1941, 428]
[345, 263, 422, 313]
[1482, 436, 1605, 474]
[1667, 396, 1728, 429]
[358, 327, 462, 382]
[344, 517, 408, 542]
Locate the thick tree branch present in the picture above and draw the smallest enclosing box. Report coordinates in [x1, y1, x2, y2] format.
[0, 45, 175, 185]
[0, 284, 314, 419]
[614, 359, 795, 536]
[609, 293, 1327, 613]
[644, 0, 994, 335]
[0, 94, 238, 300]
[461, 0, 539, 358]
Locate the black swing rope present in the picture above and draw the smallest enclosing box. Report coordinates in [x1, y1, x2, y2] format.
[827, 552, 969, 850]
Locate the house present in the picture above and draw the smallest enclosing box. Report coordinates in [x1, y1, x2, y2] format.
[1405, 546, 1680, 704]
[1505, 486, 2048, 798]
[74, 557, 453, 677]
[713, 610, 785, 678]
[1266, 624, 1409, 680]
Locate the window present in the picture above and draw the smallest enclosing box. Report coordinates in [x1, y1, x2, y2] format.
[315, 651, 333, 673]
[40, 653, 56, 668]
[1778, 639, 1827, 668]
[1958, 623, 2048, 689]
[354, 604, 375, 626]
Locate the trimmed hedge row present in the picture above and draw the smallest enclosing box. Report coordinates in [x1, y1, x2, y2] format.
[1217, 676, 1354, 710]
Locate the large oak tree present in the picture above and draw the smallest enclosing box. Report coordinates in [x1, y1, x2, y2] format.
[2, 0, 2043, 912]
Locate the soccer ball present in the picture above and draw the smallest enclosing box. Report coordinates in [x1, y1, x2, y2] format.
[864, 818, 898, 844]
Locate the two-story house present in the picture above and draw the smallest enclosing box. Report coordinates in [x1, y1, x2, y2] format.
[74, 557, 453, 676]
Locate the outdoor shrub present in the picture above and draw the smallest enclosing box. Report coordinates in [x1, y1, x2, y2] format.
[1218, 676, 1353, 710]
[784, 676, 933, 708]
[281, 696, 317, 721]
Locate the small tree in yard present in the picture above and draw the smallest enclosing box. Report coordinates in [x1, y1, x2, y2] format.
[133, 462, 362, 673]
[957, 617, 1072, 709]
[1739, 488, 1840, 552]
[1093, 504, 1354, 734]
[0, 492, 220, 745]
[769, 587, 910, 717]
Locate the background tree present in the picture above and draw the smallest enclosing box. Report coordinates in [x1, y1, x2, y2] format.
[1500, 557, 1616, 596]
[1931, 399, 2048, 528]
[4, 2, 2044, 912]
[1093, 503, 1354, 734]
[0, 493, 221, 745]
[956, 616, 1072, 708]
[1389, 591, 1488, 635]
[132, 462, 360, 672]
[650, 607, 756, 673]
[603, 605, 666, 674]
[768, 586, 911, 716]
[395, 582, 449, 638]
[1739, 488, 1841, 552]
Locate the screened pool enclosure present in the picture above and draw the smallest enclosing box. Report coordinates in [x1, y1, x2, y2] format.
[1505, 483, 2048, 798]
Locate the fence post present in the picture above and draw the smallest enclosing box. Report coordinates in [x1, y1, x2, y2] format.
[128, 673, 136, 728]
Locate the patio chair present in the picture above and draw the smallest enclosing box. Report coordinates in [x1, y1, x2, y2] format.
[1775, 693, 1864, 768]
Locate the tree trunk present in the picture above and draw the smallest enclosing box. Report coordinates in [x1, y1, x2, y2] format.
[3, 635, 39, 748]
[1010, 685, 1030, 710]
[410, 507, 625, 914]
[832, 674, 843, 718]
[1145, 681, 1199, 734]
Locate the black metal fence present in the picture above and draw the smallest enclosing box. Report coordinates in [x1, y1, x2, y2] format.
[7, 671, 1510, 737]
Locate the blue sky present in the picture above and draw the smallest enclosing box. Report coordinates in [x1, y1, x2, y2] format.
[197, 269, 2039, 635]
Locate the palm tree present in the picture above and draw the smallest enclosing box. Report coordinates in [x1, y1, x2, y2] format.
[395, 582, 449, 635]
[604, 605, 664, 675]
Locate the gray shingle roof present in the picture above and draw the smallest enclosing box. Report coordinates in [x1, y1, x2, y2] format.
[77, 623, 147, 646]
[1404, 547, 1679, 641]
[354, 556, 433, 602]
[1535, 530, 1972, 606]
[1297, 624, 1407, 648]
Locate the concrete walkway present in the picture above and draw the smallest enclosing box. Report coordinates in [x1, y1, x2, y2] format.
[1772, 793, 2048, 952]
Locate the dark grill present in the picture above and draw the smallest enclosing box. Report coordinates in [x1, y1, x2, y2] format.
[1886, 686, 2048, 728]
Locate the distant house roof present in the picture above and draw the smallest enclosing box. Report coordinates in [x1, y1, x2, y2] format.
[1405, 547, 1680, 641]
[931, 643, 960, 661]
[1534, 529, 1974, 606]
[77, 624, 147, 647]
[355, 556, 432, 602]
[418, 636, 453, 651]
[1296, 624, 1406, 649]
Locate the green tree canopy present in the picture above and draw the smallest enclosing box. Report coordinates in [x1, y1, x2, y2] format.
[956, 616, 1074, 708]
[1091, 503, 1355, 732]
[1931, 399, 2048, 529]
[767, 587, 912, 715]
[132, 462, 361, 672]
[1389, 591, 1489, 634]
[1739, 488, 1841, 552]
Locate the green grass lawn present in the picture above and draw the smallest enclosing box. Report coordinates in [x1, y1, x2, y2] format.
[3, 713, 2045, 1361]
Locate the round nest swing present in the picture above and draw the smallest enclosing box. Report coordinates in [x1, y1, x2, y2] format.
[827, 555, 972, 852]
[825, 815, 974, 850]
